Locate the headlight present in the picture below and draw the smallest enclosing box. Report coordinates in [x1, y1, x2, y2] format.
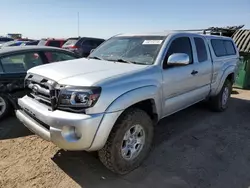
[58, 86, 101, 110]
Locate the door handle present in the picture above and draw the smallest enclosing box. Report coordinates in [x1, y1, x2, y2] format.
[191, 70, 198, 75]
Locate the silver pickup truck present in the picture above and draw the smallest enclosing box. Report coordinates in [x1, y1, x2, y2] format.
[16, 32, 240, 174]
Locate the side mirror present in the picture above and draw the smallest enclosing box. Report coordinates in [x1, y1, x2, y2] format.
[167, 53, 190, 66]
[90, 49, 95, 54]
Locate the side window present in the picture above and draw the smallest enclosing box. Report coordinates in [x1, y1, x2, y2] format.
[211, 39, 227, 57]
[82, 40, 92, 46]
[0, 52, 43, 73]
[93, 40, 104, 47]
[96, 40, 104, 46]
[45, 51, 76, 63]
[48, 41, 61, 48]
[224, 40, 236, 55]
[211, 39, 236, 57]
[194, 37, 208, 62]
[164, 37, 193, 68]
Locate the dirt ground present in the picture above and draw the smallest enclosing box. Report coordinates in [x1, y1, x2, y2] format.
[1, 89, 250, 188]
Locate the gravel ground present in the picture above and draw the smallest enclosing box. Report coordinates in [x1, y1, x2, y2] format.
[0, 89, 250, 188]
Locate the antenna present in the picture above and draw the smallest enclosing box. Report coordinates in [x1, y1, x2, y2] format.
[77, 12, 80, 37]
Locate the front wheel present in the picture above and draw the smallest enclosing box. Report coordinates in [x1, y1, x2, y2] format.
[98, 108, 154, 175]
[0, 95, 11, 120]
[210, 79, 232, 112]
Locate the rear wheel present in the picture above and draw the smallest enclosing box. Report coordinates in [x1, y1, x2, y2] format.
[0, 95, 11, 120]
[210, 79, 232, 112]
[98, 108, 153, 174]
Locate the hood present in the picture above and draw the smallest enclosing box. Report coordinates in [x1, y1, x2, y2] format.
[28, 58, 148, 86]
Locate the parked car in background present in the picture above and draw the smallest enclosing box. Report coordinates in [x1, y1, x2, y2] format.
[38, 38, 66, 48]
[0, 41, 29, 49]
[0, 37, 14, 48]
[15, 32, 240, 174]
[22, 40, 40, 46]
[0, 46, 79, 120]
[62, 37, 105, 57]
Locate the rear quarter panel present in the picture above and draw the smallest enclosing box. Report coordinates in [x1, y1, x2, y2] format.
[207, 38, 240, 96]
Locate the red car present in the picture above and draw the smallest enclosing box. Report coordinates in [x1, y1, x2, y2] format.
[38, 38, 66, 48]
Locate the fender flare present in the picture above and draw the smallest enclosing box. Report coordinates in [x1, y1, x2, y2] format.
[215, 65, 235, 95]
[105, 85, 161, 115]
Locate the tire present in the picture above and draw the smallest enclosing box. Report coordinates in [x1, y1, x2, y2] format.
[98, 108, 154, 175]
[210, 79, 232, 112]
[0, 95, 11, 120]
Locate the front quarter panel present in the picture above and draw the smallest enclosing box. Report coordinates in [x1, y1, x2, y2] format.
[85, 66, 163, 116]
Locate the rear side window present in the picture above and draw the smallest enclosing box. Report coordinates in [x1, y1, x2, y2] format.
[194, 37, 208, 62]
[224, 40, 236, 55]
[82, 40, 94, 46]
[0, 52, 43, 73]
[93, 39, 104, 47]
[211, 39, 236, 57]
[48, 41, 61, 48]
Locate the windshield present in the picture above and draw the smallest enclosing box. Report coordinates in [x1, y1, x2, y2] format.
[88, 36, 165, 65]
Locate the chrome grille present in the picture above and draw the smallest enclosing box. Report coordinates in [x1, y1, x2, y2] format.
[26, 74, 59, 110]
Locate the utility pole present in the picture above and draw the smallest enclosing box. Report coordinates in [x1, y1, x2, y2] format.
[77, 12, 80, 37]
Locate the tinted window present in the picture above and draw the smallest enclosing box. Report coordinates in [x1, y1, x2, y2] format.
[48, 41, 61, 48]
[164, 37, 193, 67]
[1, 53, 43, 73]
[224, 40, 236, 55]
[194, 37, 208, 62]
[93, 39, 104, 47]
[45, 51, 76, 63]
[82, 40, 94, 46]
[211, 39, 236, 57]
[211, 40, 227, 56]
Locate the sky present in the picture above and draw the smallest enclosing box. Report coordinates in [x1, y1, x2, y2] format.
[1, 0, 250, 39]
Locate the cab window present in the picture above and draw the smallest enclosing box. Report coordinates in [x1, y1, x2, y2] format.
[194, 37, 208, 62]
[163, 37, 193, 68]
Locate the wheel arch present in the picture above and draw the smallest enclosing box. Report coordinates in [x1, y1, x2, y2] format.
[214, 66, 235, 95]
[88, 86, 161, 151]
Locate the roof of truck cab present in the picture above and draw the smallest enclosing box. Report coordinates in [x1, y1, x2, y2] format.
[116, 32, 233, 40]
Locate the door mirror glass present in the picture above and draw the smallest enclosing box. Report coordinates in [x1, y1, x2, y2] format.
[167, 53, 190, 66]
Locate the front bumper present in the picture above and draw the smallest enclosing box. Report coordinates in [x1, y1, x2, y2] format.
[16, 95, 119, 151]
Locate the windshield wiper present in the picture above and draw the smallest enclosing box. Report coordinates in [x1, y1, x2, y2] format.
[88, 56, 103, 60]
[106, 58, 136, 64]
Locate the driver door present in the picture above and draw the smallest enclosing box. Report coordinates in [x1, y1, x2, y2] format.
[162, 36, 203, 116]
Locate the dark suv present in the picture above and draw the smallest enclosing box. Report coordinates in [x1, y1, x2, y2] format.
[62, 37, 105, 57]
